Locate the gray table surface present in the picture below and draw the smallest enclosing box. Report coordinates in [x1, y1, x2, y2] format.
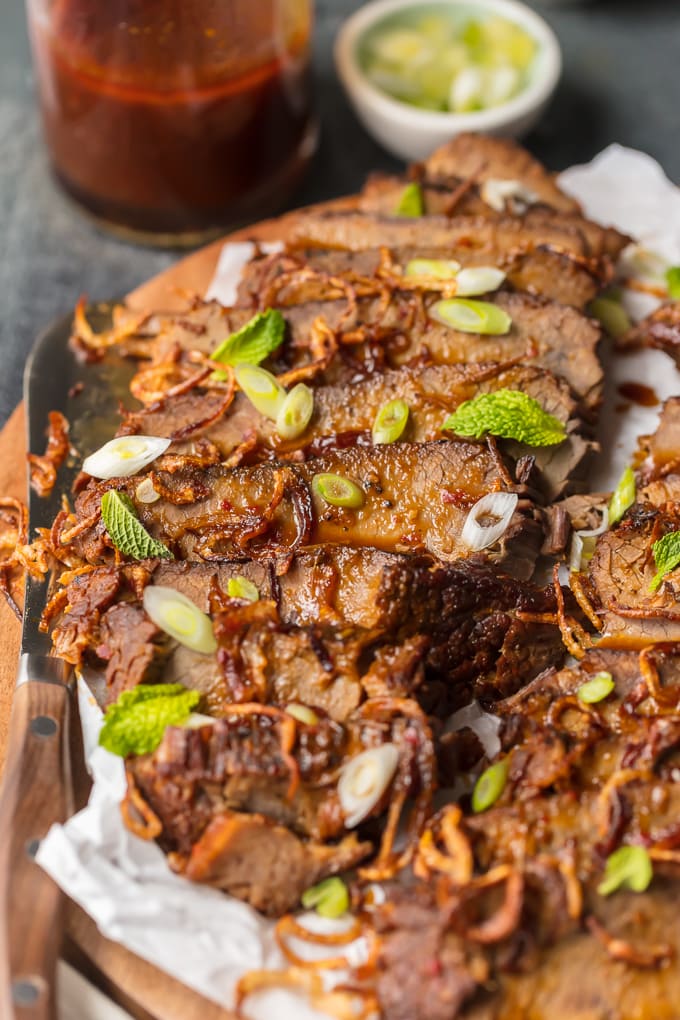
[1, 0, 679, 430]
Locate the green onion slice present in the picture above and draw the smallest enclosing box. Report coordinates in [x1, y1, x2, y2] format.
[338, 744, 399, 827]
[276, 382, 314, 440]
[589, 296, 631, 339]
[597, 845, 653, 897]
[404, 258, 461, 279]
[143, 586, 217, 654]
[301, 877, 350, 919]
[577, 671, 615, 704]
[312, 473, 365, 509]
[455, 266, 506, 297]
[394, 182, 424, 217]
[472, 759, 508, 813]
[609, 466, 636, 526]
[372, 398, 409, 445]
[234, 365, 286, 420]
[429, 298, 512, 335]
[226, 576, 259, 603]
[285, 703, 319, 726]
[83, 435, 171, 480]
[666, 266, 680, 299]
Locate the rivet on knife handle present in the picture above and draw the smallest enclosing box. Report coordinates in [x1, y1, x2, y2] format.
[0, 678, 73, 1020]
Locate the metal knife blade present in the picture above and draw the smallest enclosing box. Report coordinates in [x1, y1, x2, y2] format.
[0, 302, 134, 1020]
[20, 304, 133, 666]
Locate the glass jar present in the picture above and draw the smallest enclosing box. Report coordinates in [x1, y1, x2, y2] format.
[25, 1, 316, 245]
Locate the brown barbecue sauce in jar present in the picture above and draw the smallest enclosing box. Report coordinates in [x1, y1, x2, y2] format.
[27, 1, 315, 244]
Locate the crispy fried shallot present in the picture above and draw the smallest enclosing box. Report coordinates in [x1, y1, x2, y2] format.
[120, 772, 163, 841]
[275, 914, 366, 970]
[236, 967, 378, 1020]
[586, 915, 673, 969]
[28, 411, 70, 497]
[414, 805, 474, 884]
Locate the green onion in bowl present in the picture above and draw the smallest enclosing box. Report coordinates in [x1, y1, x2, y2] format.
[359, 8, 538, 114]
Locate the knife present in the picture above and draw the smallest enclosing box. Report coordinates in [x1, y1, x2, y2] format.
[0, 306, 133, 1020]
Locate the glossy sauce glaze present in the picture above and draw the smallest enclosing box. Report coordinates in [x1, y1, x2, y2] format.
[28, 1, 315, 240]
[617, 381, 660, 407]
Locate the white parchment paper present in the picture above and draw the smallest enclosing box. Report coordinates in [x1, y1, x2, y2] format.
[37, 146, 680, 1015]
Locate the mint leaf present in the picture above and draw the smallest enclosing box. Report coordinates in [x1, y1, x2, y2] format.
[442, 389, 567, 447]
[211, 309, 285, 380]
[394, 182, 423, 218]
[101, 489, 173, 561]
[666, 266, 680, 300]
[650, 530, 680, 591]
[99, 683, 200, 757]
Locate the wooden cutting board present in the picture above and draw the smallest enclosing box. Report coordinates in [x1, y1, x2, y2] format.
[0, 203, 339, 1020]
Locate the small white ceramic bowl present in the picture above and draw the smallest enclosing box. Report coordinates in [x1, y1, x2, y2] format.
[334, 0, 562, 162]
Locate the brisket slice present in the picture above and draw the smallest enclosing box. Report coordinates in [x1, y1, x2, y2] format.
[128, 698, 433, 915]
[373, 880, 487, 1020]
[141, 291, 603, 415]
[373, 647, 680, 1019]
[290, 208, 593, 259]
[180, 811, 369, 917]
[235, 244, 603, 310]
[70, 440, 544, 578]
[98, 603, 166, 701]
[588, 473, 680, 645]
[359, 176, 628, 262]
[121, 362, 595, 500]
[421, 134, 581, 214]
[52, 553, 566, 712]
[130, 712, 350, 844]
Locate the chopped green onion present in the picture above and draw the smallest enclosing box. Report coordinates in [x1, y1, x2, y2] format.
[372, 398, 409, 445]
[234, 365, 286, 420]
[211, 308, 285, 380]
[577, 671, 615, 704]
[480, 179, 537, 214]
[285, 703, 319, 726]
[404, 258, 461, 279]
[589, 296, 631, 339]
[338, 744, 399, 827]
[429, 298, 512, 335]
[301, 877, 349, 919]
[472, 759, 508, 813]
[650, 530, 680, 592]
[135, 477, 161, 504]
[394, 182, 423, 217]
[226, 576, 259, 603]
[143, 586, 217, 654]
[609, 466, 636, 526]
[276, 383, 314, 440]
[312, 473, 365, 509]
[83, 435, 171, 480]
[361, 14, 536, 113]
[455, 266, 506, 297]
[101, 490, 173, 561]
[666, 266, 680, 300]
[597, 845, 653, 897]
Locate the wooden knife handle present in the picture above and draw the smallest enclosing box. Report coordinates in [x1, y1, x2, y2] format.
[0, 679, 74, 1020]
